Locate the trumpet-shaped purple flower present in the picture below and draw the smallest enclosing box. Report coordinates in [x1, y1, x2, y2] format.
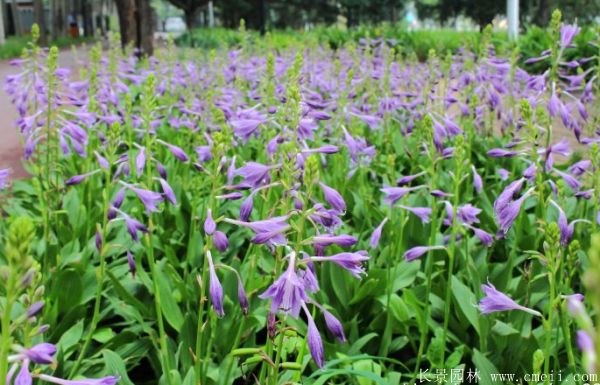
[479, 282, 541, 316]
[204, 209, 216, 235]
[369, 217, 388, 248]
[381, 186, 424, 206]
[213, 230, 229, 252]
[259, 252, 306, 317]
[398, 205, 432, 224]
[35, 374, 119, 385]
[303, 304, 324, 368]
[496, 188, 534, 237]
[323, 309, 346, 343]
[135, 147, 146, 176]
[65, 170, 99, 186]
[560, 24, 580, 49]
[234, 162, 276, 188]
[472, 166, 483, 193]
[310, 251, 369, 278]
[159, 178, 176, 205]
[127, 251, 136, 278]
[311, 234, 357, 247]
[319, 182, 346, 212]
[207, 251, 224, 317]
[403, 245, 445, 262]
[237, 277, 249, 316]
[123, 215, 148, 242]
[23, 343, 56, 364]
[127, 186, 163, 213]
[158, 140, 189, 162]
[0, 168, 9, 189]
[225, 216, 290, 247]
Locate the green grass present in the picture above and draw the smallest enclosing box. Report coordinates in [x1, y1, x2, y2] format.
[0, 35, 93, 60]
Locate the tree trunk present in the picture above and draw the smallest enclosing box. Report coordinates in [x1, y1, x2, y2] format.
[136, 0, 153, 56]
[184, 7, 200, 31]
[114, 0, 153, 57]
[33, 0, 47, 45]
[0, 0, 5, 44]
[82, 0, 93, 36]
[10, 0, 21, 35]
[115, 0, 137, 47]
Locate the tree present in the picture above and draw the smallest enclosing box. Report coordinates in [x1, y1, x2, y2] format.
[164, 0, 208, 30]
[0, 1, 5, 44]
[33, 0, 47, 45]
[114, 0, 154, 56]
[416, 0, 502, 29]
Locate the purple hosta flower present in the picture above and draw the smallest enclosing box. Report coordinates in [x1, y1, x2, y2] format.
[493, 178, 525, 217]
[301, 145, 339, 154]
[299, 255, 319, 293]
[553, 169, 581, 191]
[213, 231, 229, 252]
[123, 215, 149, 243]
[310, 204, 343, 230]
[550, 200, 589, 246]
[237, 277, 249, 316]
[156, 161, 167, 179]
[430, 189, 451, 198]
[226, 215, 290, 247]
[126, 185, 163, 213]
[26, 301, 44, 318]
[94, 152, 110, 170]
[216, 192, 244, 200]
[523, 163, 537, 181]
[396, 171, 426, 186]
[23, 342, 56, 364]
[159, 178, 176, 205]
[323, 309, 346, 343]
[479, 282, 541, 316]
[309, 251, 369, 278]
[547, 88, 561, 118]
[403, 245, 445, 262]
[350, 112, 381, 130]
[239, 194, 254, 222]
[204, 209, 216, 235]
[260, 252, 306, 317]
[472, 166, 483, 194]
[540, 139, 571, 172]
[127, 251, 136, 278]
[234, 162, 277, 188]
[496, 188, 534, 237]
[560, 24, 580, 49]
[319, 182, 346, 212]
[135, 146, 146, 176]
[35, 374, 119, 385]
[464, 224, 494, 247]
[577, 330, 597, 373]
[369, 217, 388, 248]
[303, 304, 325, 368]
[398, 205, 432, 224]
[157, 139, 189, 162]
[311, 234, 357, 248]
[570, 160, 591, 176]
[65, 170, 100, 186]
[487, 148, 520, 158]
[206, 251, 224, 317]
[381, 186, 424, 206]
[95, 230, 102, 253]
[230, 118, 266, 140]
[0, 168, 10, 189]
[15, 360, 32, 385]
[498, 168, 510, 181]
[457, 204, 481, 225]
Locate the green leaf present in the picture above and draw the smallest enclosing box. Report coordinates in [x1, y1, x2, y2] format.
[102, 350, 135, 385]
[156, 262, 184, 331]
[451, 276, 480, 334]
[57, 320, 83, 357]
[93, 328, 115, 344]
[472, 349, 500, 385]
[492, 320, 519, 336]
